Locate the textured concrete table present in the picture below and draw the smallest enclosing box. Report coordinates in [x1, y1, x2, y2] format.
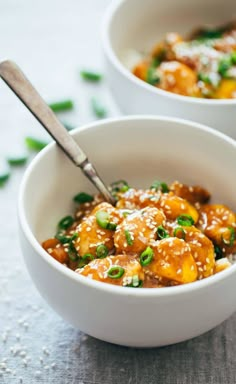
[0, 1, 236, 383]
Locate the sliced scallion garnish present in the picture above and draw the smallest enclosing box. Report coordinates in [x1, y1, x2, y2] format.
[124, 230, 133, 246]
[0, 172, 10, 187]
[58, 215, 74, 230]
[49, 99, 74, 112]
[197, 73, 212, 84]
[150, 181, 169, 193]
[80, 70, 103, 82]
[91, 97, 107, 118]
[107, 266, 125, 279]
[96, 211, 117, 231]
[177, 214, 194, 227]
[25, 136, 48, 151]
[173, 227, 186, 240]
[7, 155, 28, 166]
[73, 192, 94, 204]
[78, 253, 94, 268]
[214, 244, 223, 260]
[140, 247, 154, 267]
[96, 244, 109, 258]
[157, 226, 169, 239]
[126, 275, 143, 288]
[147, 66, 160, 85]
[221, 227, 235, 247]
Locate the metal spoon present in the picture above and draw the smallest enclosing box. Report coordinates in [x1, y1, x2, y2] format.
[0, 60, 116, 205]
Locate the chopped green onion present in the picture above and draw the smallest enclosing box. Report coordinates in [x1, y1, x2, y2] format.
[25, 136, 48, 151]
[214, 244, 223, 260]
[221, 227, 235, 247]
[157, 226, 169, 239]
[122, 210, 133, 218]
[80, 70, 103, 82]
[7, 155, 28, 166]
[68, 233, 79, 261]
[107, 266, 125, 279]
[91, 97, 107, 118]
[110, 180, 130, 195]
[196, 29, 223, 40]
[73, 192, 94, 204]
[140, 246, 154, 266]
[150, 181, 169, 193]
[78, 253, 94, 268]
[198, 73, 212, 84]
[173, 227, 186, 240]
[58, 215, 74, 230]
[96, 211, 117, 231]
[218, 57, 233, 77]
[125, 230, 133, 246]
[126, 275, 143, 288]
[0, 172, 10, 187]
[55, 231, 71, 244]
[231, 52, 236, 65]
[49, 99, 74, 112]
[96, 244, 109, 258]
[177, 214, 194, 226]
[147, 66, 160, 85]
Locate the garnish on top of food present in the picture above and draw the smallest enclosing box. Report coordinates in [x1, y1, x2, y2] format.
[42, 180, 236, 288]
[132, 21, 236, 98]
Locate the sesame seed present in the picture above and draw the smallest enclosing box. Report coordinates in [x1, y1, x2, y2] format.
[177, 269, 182, 274]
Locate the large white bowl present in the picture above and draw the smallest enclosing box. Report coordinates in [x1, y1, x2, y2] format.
[18, 116, 236, 347]
[102, 0, 236, 138]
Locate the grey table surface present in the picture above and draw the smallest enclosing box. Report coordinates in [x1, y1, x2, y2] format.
[0, 0, 236, 383]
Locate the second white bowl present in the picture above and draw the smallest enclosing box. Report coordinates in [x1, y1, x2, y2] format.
[103, 0, 236, 138]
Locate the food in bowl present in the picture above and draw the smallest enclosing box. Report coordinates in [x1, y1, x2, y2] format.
[42, 179, 235, 288]
[133, 21, 236, 98]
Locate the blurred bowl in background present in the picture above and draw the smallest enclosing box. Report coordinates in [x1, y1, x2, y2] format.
[102, 0, 236, 138]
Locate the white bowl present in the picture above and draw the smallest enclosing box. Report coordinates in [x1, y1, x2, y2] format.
[18, 116, 236, 347]
[102, 0, 236, 138]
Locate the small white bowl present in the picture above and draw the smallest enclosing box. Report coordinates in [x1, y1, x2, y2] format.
[18, 116, 236, 347]
[102, 0, 236, 138]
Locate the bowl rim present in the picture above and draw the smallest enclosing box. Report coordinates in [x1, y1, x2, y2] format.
[18, 115, 236, 297]
[102, 0, 236, 106]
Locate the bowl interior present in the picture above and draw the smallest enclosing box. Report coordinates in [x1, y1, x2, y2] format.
[21, 117, 236, 245]
[107, 0, 236, 70]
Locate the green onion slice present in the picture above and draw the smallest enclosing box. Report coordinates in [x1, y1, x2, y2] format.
[49, 99, 74, 112]
[96, 211, 117, 231]
[150, 181, 169, 193]
[147, 67, 160, 85]
[55, 231, 71, 244]
[80, 70, 103, 82]
[107, 266, 125, 279]
[110, 180, 130, 195]
[96, 244, 109, 258]
[7, 156, 28, 166]
[73, 192, 94, 204]
[0, 172, 10, 186]
[25, 136, 48, 151]
[221, 227, 235, 247]
[126, 275, 143, 288]
[67, 233, 79, 261]
[78, 253, 94, 268]
[140, 247, 154, 266]
[91, 97, 107, 118]
[214, 244, 223, 260]
[157, 225, 169, 239]
[197, 73, 212, 84]
[177, 214, 194, 226]
[125, 230, 133, 246]
[173, 227, 186, 240]
[58, 215, 74, 230]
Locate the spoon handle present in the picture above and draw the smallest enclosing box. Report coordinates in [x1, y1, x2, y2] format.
[0, 60, 115, 204]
